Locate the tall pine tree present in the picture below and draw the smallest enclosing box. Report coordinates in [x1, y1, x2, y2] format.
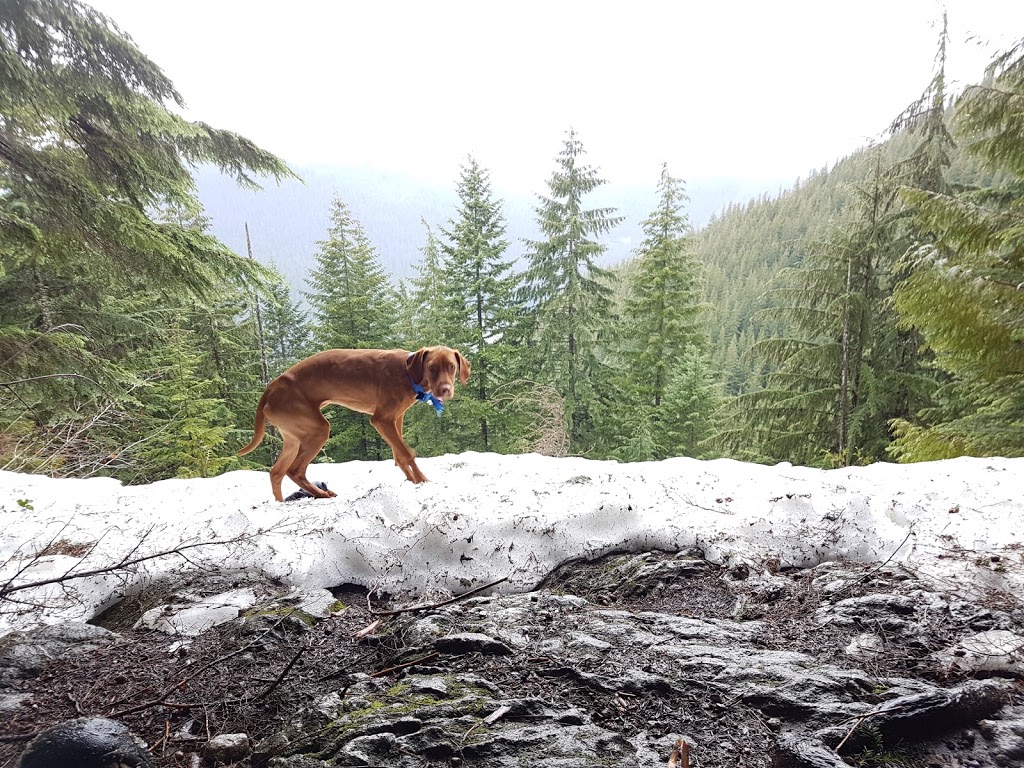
[0, 0, 293, 477]
[611, 164, 716, 459]
[890, 38, 1024, 459]
[519, 130, 622, 453]
[305, 197, 398, 461]
[438, 157, 517, 452]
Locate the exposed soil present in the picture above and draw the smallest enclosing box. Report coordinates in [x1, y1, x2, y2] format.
[1, 553, 1021, 768]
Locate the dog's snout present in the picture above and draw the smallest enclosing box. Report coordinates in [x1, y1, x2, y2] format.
[438, 384, 454, 399]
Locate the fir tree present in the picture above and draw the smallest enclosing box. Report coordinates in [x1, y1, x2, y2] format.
[611, 164, 715, 459]
[890, 39, 1024, 459]
[262, 265, 311, 375]
[438, 156, 517, 452]
[0, 0, 292, 476]
[405, 219, 454, 342]
[305, 197, 398, 461]
[519, 130, 623, 452]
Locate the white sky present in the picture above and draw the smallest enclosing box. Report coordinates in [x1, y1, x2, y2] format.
[2, 454, 1021, 633]
[82, 0, 1024, 193]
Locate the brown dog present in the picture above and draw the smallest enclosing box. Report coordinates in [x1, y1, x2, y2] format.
[238, 346, 470, 501]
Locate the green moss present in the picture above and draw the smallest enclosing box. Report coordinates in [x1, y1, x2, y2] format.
[305, 675, 494, 760]
[242, 606, 317, 626]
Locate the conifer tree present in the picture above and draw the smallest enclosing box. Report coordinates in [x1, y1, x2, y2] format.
[519, 130, 622, 452]
[401, 219, 466, 456]
[127, 313, 235, 482]
[890, 39, 1024, 459]
[305, 197, 398, 461]
[0, 0, 292, 475]
[438, 157, 517, 452]
[261, 266, 311, 375]
[723, 161, 898, 466]
[611, 164, 716, 459]
[405, 220, 454, 342]
[720, 21, 955, 467]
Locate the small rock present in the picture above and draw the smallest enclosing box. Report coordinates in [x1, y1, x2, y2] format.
[201, 733, 251, 763]
[432, 632, 513, 655]
[845, 632, 886, 661]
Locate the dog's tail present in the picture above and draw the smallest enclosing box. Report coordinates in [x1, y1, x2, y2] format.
[237, 390, 269, 456]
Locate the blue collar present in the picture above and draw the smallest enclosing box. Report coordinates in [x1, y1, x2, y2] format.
[410, 377, 445, 415]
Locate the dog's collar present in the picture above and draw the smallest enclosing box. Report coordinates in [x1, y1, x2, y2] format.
[409, 376, 445, 416]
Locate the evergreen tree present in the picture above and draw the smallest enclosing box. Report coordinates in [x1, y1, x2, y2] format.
[723, 161, 899, 466]
[262, 265, 311, 375]
[0, 0, 292, 476]
[719, 23, 955, 467]
[305, 197, 398, 461]
[519, 130, 622, 452]
[405, 219, 454, 342]
[437, 156, 517, 452]
[890, 39, 1024, 459]
[127, 313, 235, 482]
[401, 219, 465, 456]
[610, 164, 716, 459]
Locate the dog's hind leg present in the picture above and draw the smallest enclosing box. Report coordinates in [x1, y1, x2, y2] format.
[270, 435, 301, 502]
[285, 416, 336, 499]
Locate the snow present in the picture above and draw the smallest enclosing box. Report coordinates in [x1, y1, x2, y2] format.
[1, 453, 1021, 636]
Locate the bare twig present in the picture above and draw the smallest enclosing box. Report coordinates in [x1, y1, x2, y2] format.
[834, 525, 916, 597]
[367, 575, 509, 617]
[252, 645, 306, 701]
[369, 652, 440, 678]
[354, 618, 381, 638]
[834, 703, 911, 753]
[1, 529, 269, 598]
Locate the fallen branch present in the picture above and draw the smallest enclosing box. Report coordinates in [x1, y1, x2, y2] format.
[1, 528, 271, 597]
[354, 618, 381, 638]
[834, 703, 911, 753]
[369, 652, 440, 678]
[834, 525, 916, 597]
[253, 645, 306, 701]
[367, 575, 510, 617]
[462, 704, 511, 743]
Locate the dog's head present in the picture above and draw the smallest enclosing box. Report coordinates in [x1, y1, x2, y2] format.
[407, 346, 470, 401]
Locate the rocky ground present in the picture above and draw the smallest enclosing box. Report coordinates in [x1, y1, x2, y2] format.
[1, 549, 1022, 767]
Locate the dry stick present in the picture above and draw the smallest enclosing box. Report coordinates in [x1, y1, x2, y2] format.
[0, 532, 265, 597]
[834, 525, 916, 598]
[149, 719, 171, 754]
[834, 716, 867, 754]
[354, 618, 381, 638]
[367, 575, 510, 617]
[369, 652, 440, 678]
[253, 646, 306, 701]
[834, 703, 911, 754]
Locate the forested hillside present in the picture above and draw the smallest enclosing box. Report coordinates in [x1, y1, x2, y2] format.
[2, 2, 1021, 483]
[695, 130, 1006, 396]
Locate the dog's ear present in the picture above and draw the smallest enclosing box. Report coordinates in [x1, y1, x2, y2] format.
[455, 351, 471, 384]
[407, 347, 429, 383]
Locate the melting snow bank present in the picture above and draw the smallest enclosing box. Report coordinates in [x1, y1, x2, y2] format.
[0, 453, 1021, 633]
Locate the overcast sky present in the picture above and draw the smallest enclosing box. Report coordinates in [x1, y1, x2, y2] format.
[85, 0, 1024, 194]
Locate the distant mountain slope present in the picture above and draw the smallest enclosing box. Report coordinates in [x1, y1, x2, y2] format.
[193, 164, 784, 296]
